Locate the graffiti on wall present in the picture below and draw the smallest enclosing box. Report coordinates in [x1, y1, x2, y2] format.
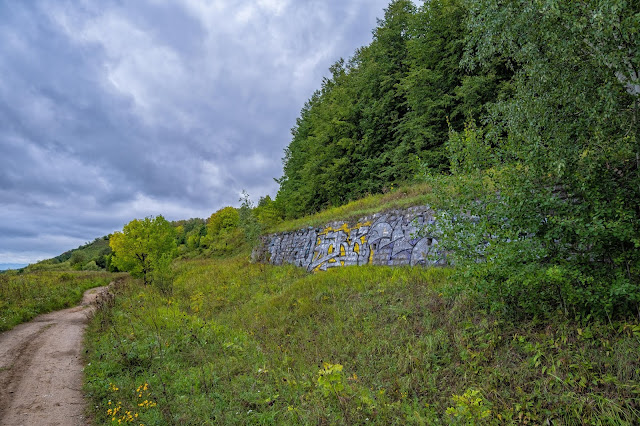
[258, 206, 444, 272]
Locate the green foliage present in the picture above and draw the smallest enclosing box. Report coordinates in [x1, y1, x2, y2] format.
[205, 207, 239, 238]
[69, 251, 87, 269]
[149, 253, 174, 295]
[0, 271, 113, 331]
[274, 0, 511, 218]
[205, 227, 247, 257]
[238, 191, 262, 244]
[317, 363, 346, 397]
[424, 0, 640, 319]
[174, 218, 206, 248]
[254, 195, 280, 228]
[85, 255, 640, 424]
[446, 121, 494, 174]
[82, 260, 101, 271]
[446, 389, 492, 424]
[109, 216, 177, 285]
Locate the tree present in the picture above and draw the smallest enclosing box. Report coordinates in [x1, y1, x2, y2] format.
[273, 0, 511, 217]
[275, 1, 417, 214]
[109, 215, 177, 285]
[205, 207, 239, 237]
[436, 0, 640, 318]
[69, 251, 86, 270]
[238, 191, 262, 243]
[254, 195, 280, 228]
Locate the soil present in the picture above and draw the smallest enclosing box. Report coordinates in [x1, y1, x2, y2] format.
[0, 286, 109, 426]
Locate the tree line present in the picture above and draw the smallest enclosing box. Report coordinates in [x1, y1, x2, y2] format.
[274, 0, 512, 218]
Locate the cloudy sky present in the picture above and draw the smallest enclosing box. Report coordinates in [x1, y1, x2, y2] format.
[0, 0, 393, 265]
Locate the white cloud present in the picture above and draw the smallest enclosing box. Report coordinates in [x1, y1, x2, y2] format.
[50, 5, 196, 127]
[121, 193, 213, 222]
[258, 0, 290, 15]
[200, 160, 225, 189]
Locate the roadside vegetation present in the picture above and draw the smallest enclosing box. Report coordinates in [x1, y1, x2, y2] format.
[0, 270, 114, 332]
[85, 255, 640, 424]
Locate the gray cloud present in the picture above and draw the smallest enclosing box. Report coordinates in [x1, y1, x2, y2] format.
[0, 0, 391, 263]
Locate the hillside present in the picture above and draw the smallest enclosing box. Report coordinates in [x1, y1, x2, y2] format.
[82, 181, 640, 424]
[25, 237, 113, 272]
[84, 249, 640, 424]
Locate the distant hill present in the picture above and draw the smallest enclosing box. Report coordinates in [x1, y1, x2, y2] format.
[27, 236, 113, 272]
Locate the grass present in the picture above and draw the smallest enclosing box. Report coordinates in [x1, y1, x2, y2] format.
[84, 254, 640, 424]
[0, 270, 116, 332]
[26, 236, 112, 272]
[267, 182, 439, 233]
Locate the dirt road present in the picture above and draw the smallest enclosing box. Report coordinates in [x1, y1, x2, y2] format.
[0, 286, 109, 426]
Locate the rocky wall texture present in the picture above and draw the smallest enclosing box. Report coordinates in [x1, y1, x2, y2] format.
[253, 206, 444, 272]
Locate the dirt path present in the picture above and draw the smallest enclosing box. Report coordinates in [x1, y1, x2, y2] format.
[0, 286, 109, 426]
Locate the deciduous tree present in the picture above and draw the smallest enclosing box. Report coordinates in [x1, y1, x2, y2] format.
[109, 215, 176, 285]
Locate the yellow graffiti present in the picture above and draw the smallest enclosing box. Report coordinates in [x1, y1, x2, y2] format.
[317, 224, 348, 236]
[310, 220, 375, 271]
[317, 221, 370, 238]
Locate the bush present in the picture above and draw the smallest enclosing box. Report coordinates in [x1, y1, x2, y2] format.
[83, 261, 101, 271]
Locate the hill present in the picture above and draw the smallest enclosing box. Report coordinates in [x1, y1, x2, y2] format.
[26, 236, 113, 272]
[81, 181, 640, 424]
[84, 249, 640, 424]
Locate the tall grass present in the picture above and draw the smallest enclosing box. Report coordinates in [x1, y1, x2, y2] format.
[267, 182, 438, 233]
[85, 256, 640, 424]
[0, 270, 115, 331]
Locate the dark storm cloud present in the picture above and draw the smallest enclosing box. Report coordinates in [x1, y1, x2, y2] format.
[0, 0, 392, 263]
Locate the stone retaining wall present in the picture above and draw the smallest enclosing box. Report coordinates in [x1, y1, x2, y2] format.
[252, 206, 444, 272]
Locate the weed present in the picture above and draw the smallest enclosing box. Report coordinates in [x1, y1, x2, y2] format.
[84, 255, 640, 424]
[0, 271, 115, 331]
[446, 389, 491, 424]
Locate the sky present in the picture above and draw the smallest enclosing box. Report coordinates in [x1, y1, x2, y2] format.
[0, 0, 393, 265]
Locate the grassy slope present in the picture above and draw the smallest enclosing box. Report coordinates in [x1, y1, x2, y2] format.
[0, 271, 115, 332]
[267, 182, 438, 233]
[85, 253, 640, 424]
[26, 237, 112, 272]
